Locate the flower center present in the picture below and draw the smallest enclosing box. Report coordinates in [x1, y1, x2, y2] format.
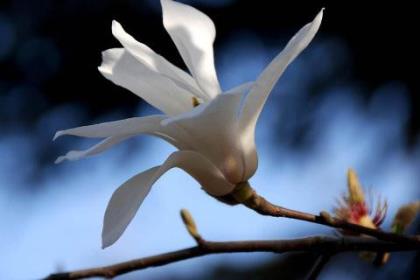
[192, 97, 201, 107]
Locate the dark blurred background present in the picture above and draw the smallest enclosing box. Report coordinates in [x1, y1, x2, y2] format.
[0, 0, 419, 279]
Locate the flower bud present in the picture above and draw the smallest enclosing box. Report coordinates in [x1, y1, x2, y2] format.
[334, 169, 389, 265]
[347, 168, 365, 204]
[392, 201, 420, 234]
[180, 209, 201, 240]
[334, 169, 387, 230]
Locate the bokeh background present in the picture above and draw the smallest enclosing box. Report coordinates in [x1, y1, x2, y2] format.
[0, 0, 419, 279]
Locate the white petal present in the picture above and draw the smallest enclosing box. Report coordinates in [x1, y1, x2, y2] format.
[102, 150, 234, 248]
[163, 83, 257, 183]
[54, 116, 190, 163]
[224, 83, 259, 181]
[162, 83, 253, 127]
[54, 115, 166, 139]
[98, 48, 195, 115]
[160, 150, 236, 196]
[102, 166, 160, 248]
[111, 21, 206, 100]
[239, 9, 323, 133]
[54, 135, 132, 164]
[161, 0, 221, 99]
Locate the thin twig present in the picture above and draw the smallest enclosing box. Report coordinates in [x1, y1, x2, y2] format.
[242, 188, 420, 246]
[44, 235, 419, 279]
[305, 253, 333, 280]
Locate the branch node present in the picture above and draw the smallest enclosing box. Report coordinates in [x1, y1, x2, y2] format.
[232, 181, 255, 204]
[319, 211, 335, 224]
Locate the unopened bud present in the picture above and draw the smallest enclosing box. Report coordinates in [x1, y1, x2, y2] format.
[347, 168, 365, 203]
[392, 201, 420, 234]
[180, 209, 201, 241]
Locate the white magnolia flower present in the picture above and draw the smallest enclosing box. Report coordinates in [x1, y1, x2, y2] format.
[54, 0, 323, 248]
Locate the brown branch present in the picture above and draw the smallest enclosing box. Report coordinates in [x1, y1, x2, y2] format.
[239, 185, 420, 246]
[44, 235, 419, 280]
[44, 206, 419, 279]
[43, 183, 419, 280]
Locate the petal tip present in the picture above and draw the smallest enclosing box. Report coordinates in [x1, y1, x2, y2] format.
[102, 226, 120, 249]
[53, 131, 62, 141]
[101, 238, 110, 249]
[98, 48, 124, 76]
[54, 156, 65, 164]
[111, 20, 126, 40]
[315, 8, 324, 22]
[97, 65, 109, 76]
[111, 20, 121, 31]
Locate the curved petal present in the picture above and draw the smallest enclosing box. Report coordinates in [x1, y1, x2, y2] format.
[161, 0, 221, 99]
[162, 83, 257, 183]
[239, 9, 323, 133]
[102, 150, 234, 248]
[54, 115, 191, 163]
[102, 166, 160, 248]
[98, 48, 195, 115]
[111, 21, 205, 100]
[55, 135, 132, 164]
[54, 115, 166, 139]
[226, 83, 259, 180]
[161, 150, 236, 196]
